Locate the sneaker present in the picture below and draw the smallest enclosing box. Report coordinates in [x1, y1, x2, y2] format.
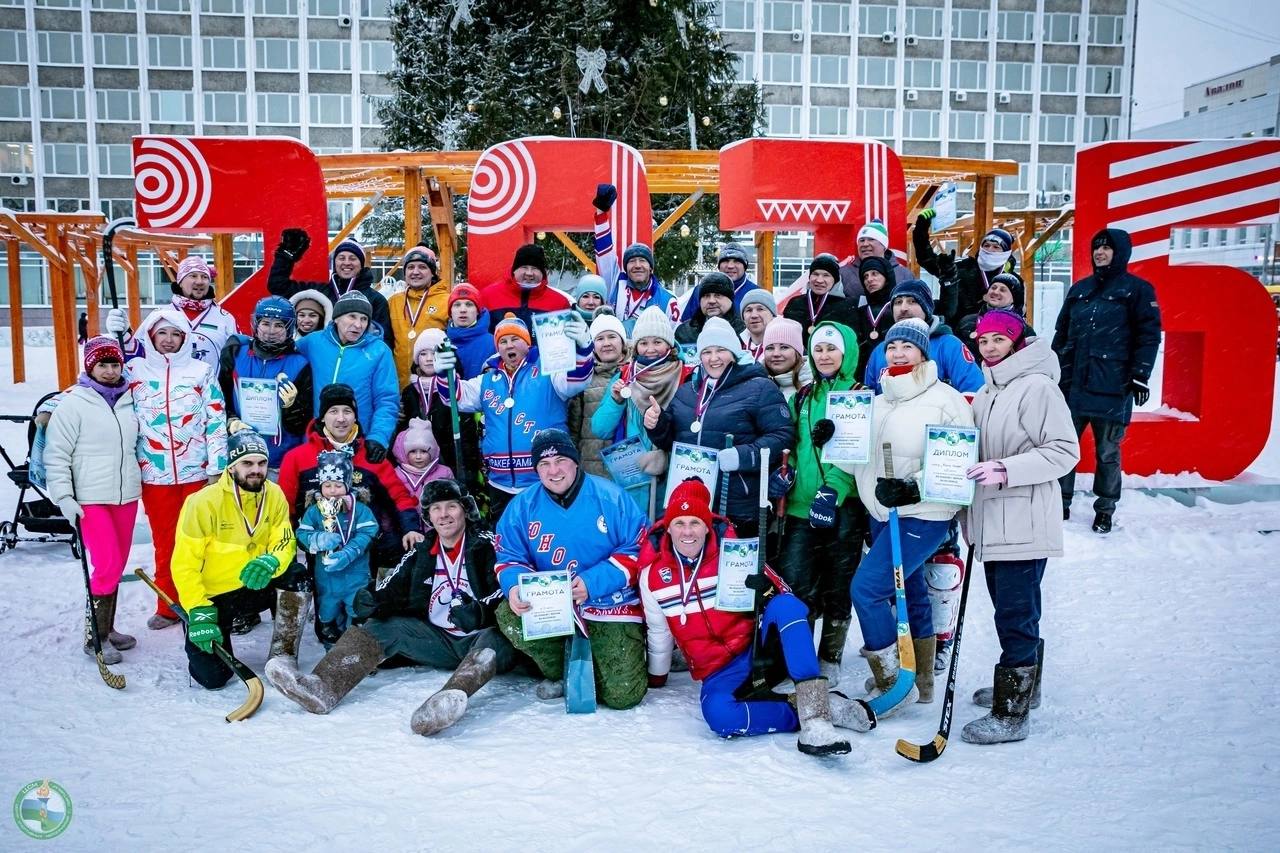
[1091, 511, 1113, 534]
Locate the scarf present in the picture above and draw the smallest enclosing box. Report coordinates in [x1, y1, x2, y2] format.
[977, 248, 1012, 273]
[323, 424, 360, 454]
[78, 373, 129, 409]
[627, 354, 685, 410]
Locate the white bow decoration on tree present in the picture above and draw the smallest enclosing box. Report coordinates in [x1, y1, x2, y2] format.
[576, 46, 608, 94]
[449, 0, 473, 30]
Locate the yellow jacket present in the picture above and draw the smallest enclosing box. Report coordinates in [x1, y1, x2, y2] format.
[388, 282, 450, 387]
[171, 471, 297, 610]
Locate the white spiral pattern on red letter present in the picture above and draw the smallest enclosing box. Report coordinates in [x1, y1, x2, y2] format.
[133, 138, 213, 229]
[466, 141, 537, 235]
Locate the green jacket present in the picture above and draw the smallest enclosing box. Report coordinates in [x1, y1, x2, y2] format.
[787, 321, 861, 519]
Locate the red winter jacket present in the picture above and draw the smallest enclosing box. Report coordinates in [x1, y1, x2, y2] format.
[480, 278, 572, 332]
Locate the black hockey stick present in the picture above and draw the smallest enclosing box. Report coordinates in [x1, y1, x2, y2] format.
[101, 217, 135, 351]
[135, 569, 264, 722]
[76, 522, 126, 689]
[895, 545, 976, 763]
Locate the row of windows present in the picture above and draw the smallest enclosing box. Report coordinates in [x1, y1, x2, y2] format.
[762, 104, 1116, 145]
[719, 2, 1125, 45]
[7, 0, 391, 16]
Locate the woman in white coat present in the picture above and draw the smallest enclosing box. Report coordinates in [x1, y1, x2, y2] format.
[961, 310, 1079, 744]
[44, 337, 143, 664]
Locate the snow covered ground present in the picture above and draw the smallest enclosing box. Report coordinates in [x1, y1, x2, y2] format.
[1, 346, 1278, 851]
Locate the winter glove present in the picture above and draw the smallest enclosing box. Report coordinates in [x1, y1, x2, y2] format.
[936, 249, 958, 283]
[592, 183, 618, 212]
[226, 417, 251, 435]
[278, 379, 298, 408]
[105, 307, 129, 336]
[308, 531, 343, 553]
[447, 592, 485, 634]
[432, 345, 458, 374]
[810, 418, 836, 448]
[56, 496, 83, 522]
[744, 572, 772, 593]
[279, 228, 310, 259]
[768, 466, 795, 500]
[717, 446, 741, 473]
[965, 460, 1007, 486]
[563, 313, 591, 348]
[351, 588, 376, 623]
[637, 448, 668, 476]
[321, 550, 354, 572]
[239, 554, 279, 590]
[187, 605, 222, 654]
[364, 439, 388, 464]
[916, 208, 937, 224]
[875, 477, 921, 508]
[1129, 378, 1150, 407]
[648, 673, 668, 689]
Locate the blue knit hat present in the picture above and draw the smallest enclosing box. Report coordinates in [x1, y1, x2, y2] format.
[622, 243, 655, 270]
[884, 318, 931, 360]
[316, 450, 353, 489]
[983, 228, 1014, 252]
[891, 279, 934, 323]
[333, 238, 366, 268]
[531, 428, 581, 466]
[574, 274, 608, 301]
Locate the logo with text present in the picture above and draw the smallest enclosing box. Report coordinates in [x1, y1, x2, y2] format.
[13, 779, 72, 840]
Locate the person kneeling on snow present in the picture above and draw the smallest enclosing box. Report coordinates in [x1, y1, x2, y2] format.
[267, 479, 519, 734]
[171, 430, 301, 689]
[640, 480, 872, 756]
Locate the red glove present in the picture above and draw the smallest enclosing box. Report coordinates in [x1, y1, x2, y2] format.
[648, 673, 668, 688]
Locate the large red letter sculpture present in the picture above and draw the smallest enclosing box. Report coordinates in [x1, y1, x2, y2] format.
[1074, 140, 1280, 479]
[718, 139, 907, 258]
[465, 137, 652, 287]
[132, 136, 330, 327]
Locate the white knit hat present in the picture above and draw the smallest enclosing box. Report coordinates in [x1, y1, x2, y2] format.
[412, 327, 447, 360]
[631, 305, 675, 346]
[857, 218, 890, 250]
[589, 312, 627, 343]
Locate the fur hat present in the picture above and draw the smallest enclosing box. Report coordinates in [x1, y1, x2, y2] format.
[420, 478, 481, 522]
[697, 271, 735, 302]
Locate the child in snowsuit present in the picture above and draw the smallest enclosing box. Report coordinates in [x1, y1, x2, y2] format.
[296, 452, 378, 647]
[391, 417, 454, 505]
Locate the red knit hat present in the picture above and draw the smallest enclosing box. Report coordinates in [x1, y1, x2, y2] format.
[83, 335, 123, 372]
[449, 283, 484, 313]
[662, 478, 714, 530]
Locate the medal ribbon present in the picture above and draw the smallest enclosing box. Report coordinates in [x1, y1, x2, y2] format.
[436, 534, 467, 598]
[232, 482, 267, 539]
[399, 459, 440, 495]
[676, 546, 706, 612]
[403, 288, 430, 330]
[693, 376, 721, 425]
[806, 290, 829, 327]
[865, 300, 892, 332]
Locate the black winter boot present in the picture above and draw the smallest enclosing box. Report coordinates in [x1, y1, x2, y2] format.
[1092, 511, 1113, 534]
[974, 639, 1043, 709]
[409, 646, 498, 736]
[104, 590, 136, 651]
[961, 664, 1036, 744]
[817, 617, 852, 687]
[265, 625, 384, 714]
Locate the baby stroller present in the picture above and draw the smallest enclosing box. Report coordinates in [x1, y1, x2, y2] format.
[0, 391, 81, 558]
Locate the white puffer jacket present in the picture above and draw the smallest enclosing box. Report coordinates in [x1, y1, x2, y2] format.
[44, 382, 141, 506]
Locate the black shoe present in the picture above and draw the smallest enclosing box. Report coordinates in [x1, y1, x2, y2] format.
[1063, 506, 1070, 521]
[1091, 511, 1113, 534]
[230, 612, 261, 635]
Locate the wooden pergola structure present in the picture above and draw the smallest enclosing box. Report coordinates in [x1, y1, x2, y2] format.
[3, 149, 1067, 388]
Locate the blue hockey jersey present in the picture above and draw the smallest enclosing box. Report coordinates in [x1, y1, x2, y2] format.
[862, 319, 984, 394]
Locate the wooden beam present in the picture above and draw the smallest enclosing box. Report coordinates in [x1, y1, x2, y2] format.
[653, 190, 705, 242]
[905, 183, 937, 222]
[328, 191, 385, 252]
[73, 250, 101, 339]
[972, 176, 995, 257]
[403, 168, 422, 250]
[1021, 214, 1037, 321]
[1, 214, 67, 272]
[212, 233, 235, 297]
[7, 240, 24, 383]
[550, 232, 594, 271]
[754, 231, 775, 291]
[427, 178, 456, 285]
[1025, 208, 1075, 256]
[48, 227, 78, 390]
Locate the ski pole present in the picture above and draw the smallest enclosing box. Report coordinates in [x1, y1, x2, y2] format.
[76, 521, 125, 689]
[867, 441, 916, 716]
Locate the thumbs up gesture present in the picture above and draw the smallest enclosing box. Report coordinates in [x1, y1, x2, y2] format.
[643, 395, 662, 430]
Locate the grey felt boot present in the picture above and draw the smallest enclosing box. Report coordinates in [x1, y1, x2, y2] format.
[265, 624, 383, 714]
[267, 589, 312, 665]
[974, 639, 1043, 709]
[961, 664, 1036, 745]
[409, 646, 498, 736]
[104, 591, 136, 650]
[861, 643, 918, 719]
[793, 677, 851, 757]
[83, 596, 122, 664]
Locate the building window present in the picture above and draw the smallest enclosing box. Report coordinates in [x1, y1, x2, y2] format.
[90, 0, 137, 9]
[902, 109, 939, 140]
[98, 144, 134, 177]
[809, 105, 849, 136]
[856, 107, 893, 138]
[1039, 114, 1075, 143]
[993, 112, 1031, 142]
[148, 35, 193, 68]
[147, 0, 191, 11]
[857, 56, 895, 87]
[905, 7, 942, 39]
[309, 92, 352, 125]
[857, 4, 896, 37]
[1086, 65, 1122, 95]
[256, 38, 299, 71]
[307, 0, 349, 15]
[94, 34, 139, 67]
[255, 0, 297, 13]
[720, 0, 756, 31]
[203, 37, 246, 70]
[1084, 115, 1119, 142]
[150, 90, 195, 123]
[997, 164, 1028, 193]
[96, 89, 142, 121]
[47, 198, 92, 213]
[205, 91, 247, 124]
[949, 111, 985, 141]
[1089, 14, 1125, 45]
[951, 8, 988, 40]
[950, 60, 987, 91]
[995, 62, 1032, 93]
[811, 2, 850, 34]
[761, 0, 801, 32]
[201, 0, 244, 12]
[903, 58, 941, 89]
[0, 85, 29, 119]
[1038, 163, 1073, 193]
[43, 143, 91, 176]
[38, 31, 84, 65]
[40, 88, 86, 121]
[361, 93, 389, 126]
[810, 54, 849, 86]
[1041, 64, 1077, 94]
[732, 51, 754, 83]
[100, 198, 134, 220]
[0, 31, 26, 64]
[360, 0, 389, 17]
[0, 142, 34, 174]
[1043, 13, 1079, 43]
[35, 0, 80, 7]
[767, 104, 801, 136]
[761, 52, 802, 84]
[309, 40, 352, 72]
[997, 10, 1035, 41]
[257, 92, 300, 124]
[361, 40, 394, 73]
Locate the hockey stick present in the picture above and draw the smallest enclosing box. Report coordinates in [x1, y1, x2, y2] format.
[441, 343, 467, 489]
[775, 449, 790, 519]
[716, 433, 734, 516]
[135, 569, 264, 722]
[100, 217, 135, 352]
[76, 522, 126, 689]
[735, 447, 773, 698]
[867, 441, 916, 716]
[896, 545, 976, 763]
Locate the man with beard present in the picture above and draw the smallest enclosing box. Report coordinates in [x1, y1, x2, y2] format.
[270, 229, 394, 350]
[387, 244, 449, 387]
[107, 255, 238, 368]
[170, 429, 301, 689]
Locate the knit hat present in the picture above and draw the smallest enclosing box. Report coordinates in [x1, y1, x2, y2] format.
[531, 428, 580, 466]
[83, 335, 123, 372]
[632, 305, 676, 346]
[333, 238, 366, 268]
[412, 327, 447, 361]
[318, 383, 358, 420]
[393, 417, 438, 467]
[890, 279, 935, 322]
[176, 255, 212, 287]
[809, 323, 845, 355]
[808, 253, 841, 281]
[739, 289, 777, 317]
[982, 228, 1014, 252]
[661, 477, 714, 531]
[493, 312, 531, 347]
[989, 272, 1026, 314]
[857, 218, 890, 250]
[402, 244, 438, 276]
[859, 255, 893, 284]
[290, 289, 333, 327]
[332, 289, 372, 320]
[622, 243, 655, 270]
[884, 318, 931, 360]
[448, 283, 484, 313]
[227, 428, 269, 465]
[760, 317, 805, 357]
[975, 308, 1026, 343]
[316, 450, 353, 489]
[696, 316, 744, 357]
[589, 312, 627, 343]
[717, 243, 750, 268]
[698, 271, 735, 301]
[511, 244, 547, 278]
[253, 295, 295, 330]
[574, 274, 608, 302]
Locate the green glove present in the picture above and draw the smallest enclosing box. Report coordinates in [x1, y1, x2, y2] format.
[239, 554, 280, 591]
[188, 605, 222, 654]
[918, 208, 936, 222]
